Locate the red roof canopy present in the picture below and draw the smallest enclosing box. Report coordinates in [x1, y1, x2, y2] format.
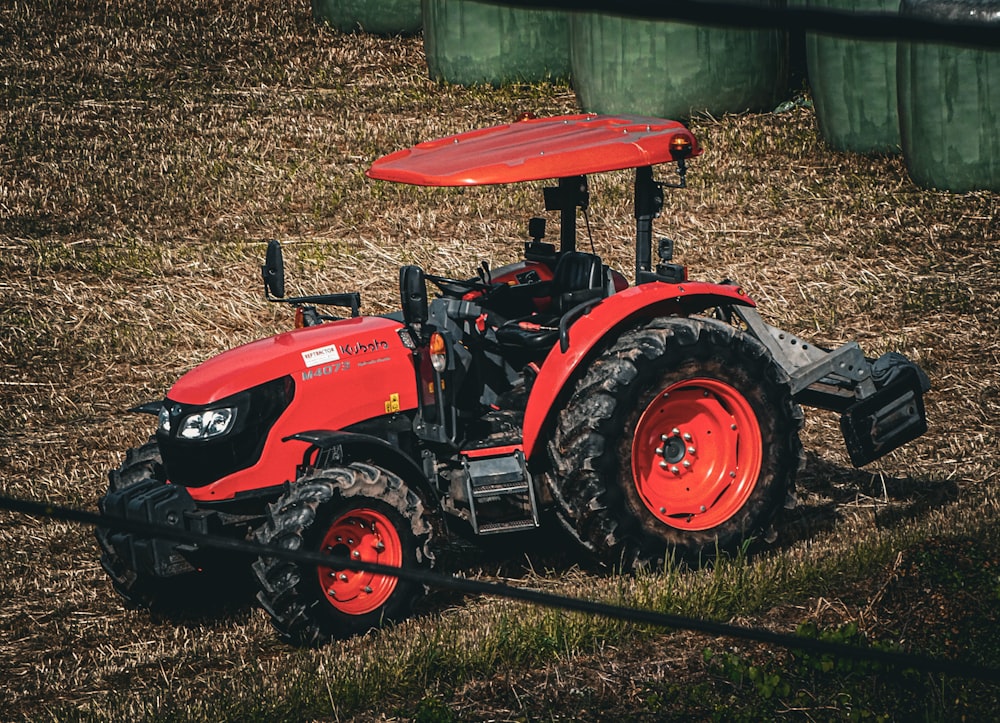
[366, 113, 701, 187]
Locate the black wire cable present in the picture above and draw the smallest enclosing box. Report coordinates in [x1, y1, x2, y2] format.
[488, 0, 1000, 50]
[2, 492, 999, 683]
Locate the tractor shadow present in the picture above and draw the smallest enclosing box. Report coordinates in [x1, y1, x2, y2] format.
[422, 452, 963, 618]
[432, 517, 596, 576]
[417, 518, 596, 614]
[141, 526, 594, 631]
[140, 555, 260, 626]
[137, 455, 961, 634]
[774, 451, 959, 550]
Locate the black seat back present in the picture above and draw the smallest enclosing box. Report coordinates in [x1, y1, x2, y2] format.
[553, 251, 606, 312]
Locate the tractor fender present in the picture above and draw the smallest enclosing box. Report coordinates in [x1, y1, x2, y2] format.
[522, 281, 755, 460]
[283, 430, 438, 505]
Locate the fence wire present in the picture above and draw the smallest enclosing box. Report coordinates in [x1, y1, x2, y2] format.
[491, 0, 1000, 49]
[2, 492, 999, 684]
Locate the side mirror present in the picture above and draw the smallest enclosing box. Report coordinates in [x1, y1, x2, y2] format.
[262, 239, 285, 299]
[400, 265, 428, 330]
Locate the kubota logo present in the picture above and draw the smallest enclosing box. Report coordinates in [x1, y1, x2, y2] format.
[339, 338, 390, 356]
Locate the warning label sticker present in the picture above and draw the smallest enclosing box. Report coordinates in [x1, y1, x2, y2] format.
[301, 343, 341, 368]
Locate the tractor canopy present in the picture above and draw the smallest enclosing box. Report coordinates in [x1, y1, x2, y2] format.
[366, 113, 701, 186]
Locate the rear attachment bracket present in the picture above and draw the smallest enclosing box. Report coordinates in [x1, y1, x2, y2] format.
[732, 306, 928, 466]
[732, 306, 877, 405]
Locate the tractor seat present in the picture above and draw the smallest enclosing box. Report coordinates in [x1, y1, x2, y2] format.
[495, 251, 609, 350]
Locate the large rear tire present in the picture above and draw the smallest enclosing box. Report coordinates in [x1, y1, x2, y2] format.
[548, 316, 802, 567]
[252, 463, 434, 644]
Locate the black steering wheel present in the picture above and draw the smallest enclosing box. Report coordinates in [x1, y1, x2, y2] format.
[425, 273, 492, 297]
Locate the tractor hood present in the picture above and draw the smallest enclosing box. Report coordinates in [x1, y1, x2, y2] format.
[167, 315, 409, 405]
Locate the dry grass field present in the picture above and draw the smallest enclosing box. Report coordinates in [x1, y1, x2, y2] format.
[2, 0, 999, 720]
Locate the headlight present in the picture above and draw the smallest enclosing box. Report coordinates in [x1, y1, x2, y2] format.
[156, 376, 294, 487]
[177, 407, 238, 440]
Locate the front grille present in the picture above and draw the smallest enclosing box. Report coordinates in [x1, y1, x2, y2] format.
[158, 375, 294, 487]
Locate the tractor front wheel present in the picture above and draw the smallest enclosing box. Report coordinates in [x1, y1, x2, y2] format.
[96, 438, 256, 612]
[548, 316, 802, 567]
[95, 439, 171, 608]
[253, 463, 434, 644]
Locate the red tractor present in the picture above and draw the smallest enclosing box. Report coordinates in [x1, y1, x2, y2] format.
[97, 114, 929, 644]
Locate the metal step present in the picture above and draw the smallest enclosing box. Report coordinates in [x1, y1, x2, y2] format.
[462, 447, 539, 536]
[477, 519, 539, 534]
[471, 480, 530, 498]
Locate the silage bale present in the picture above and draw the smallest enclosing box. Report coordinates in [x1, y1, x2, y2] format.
[422, 0, 570, 86]
[803, 0, 901, 154]
[897, 0, 1000, 191]
[569, 8, 788, 119]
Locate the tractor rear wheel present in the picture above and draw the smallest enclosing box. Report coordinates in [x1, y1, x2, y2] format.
[548, 316, 802, 567]
[252, 463, 434, 644]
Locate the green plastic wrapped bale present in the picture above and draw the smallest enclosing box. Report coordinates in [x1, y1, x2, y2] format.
[804, 0, 900, 153]
[898, 0, 1000, 191]
[312, 0, 421, 36]
[422, 0, 570, 86]
[569, 10, 788, 120]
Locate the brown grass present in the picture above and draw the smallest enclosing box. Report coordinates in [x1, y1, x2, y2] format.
[1, 0, 999, 720]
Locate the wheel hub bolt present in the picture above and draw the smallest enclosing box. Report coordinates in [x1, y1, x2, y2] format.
[363, 586, 373, 594]
[339, 573, 349, 582]
[352, 550, 361, 558]
[660, 435, 687, 465]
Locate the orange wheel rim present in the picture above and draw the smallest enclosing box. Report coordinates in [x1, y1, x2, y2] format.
[631, 378, 762, 531]
[317, 508, 402, 615]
